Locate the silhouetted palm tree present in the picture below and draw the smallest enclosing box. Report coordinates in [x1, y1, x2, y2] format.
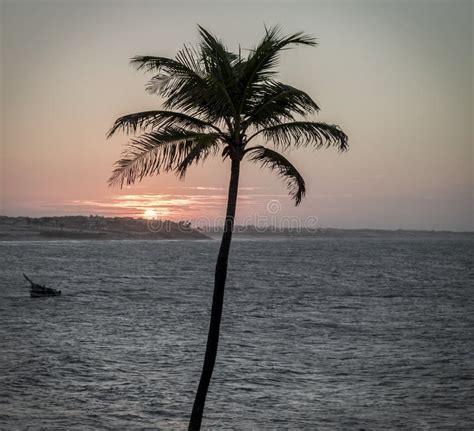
[108, 25, 348, 430]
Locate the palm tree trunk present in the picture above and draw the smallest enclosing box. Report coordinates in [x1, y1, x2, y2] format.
[188, 158, 241, 430]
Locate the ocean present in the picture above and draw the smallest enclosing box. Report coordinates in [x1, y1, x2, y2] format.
[0, 237, 473, 430]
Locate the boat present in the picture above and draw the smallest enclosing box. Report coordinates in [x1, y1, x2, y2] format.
[23, 274, 61, 297]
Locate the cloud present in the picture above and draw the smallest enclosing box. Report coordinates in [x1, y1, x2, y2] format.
[10, 190, 304, 220]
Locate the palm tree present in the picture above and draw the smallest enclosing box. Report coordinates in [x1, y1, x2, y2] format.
[107, 25, 348, 430]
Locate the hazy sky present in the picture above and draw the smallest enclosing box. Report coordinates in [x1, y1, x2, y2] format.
[1, 0, 472, 230]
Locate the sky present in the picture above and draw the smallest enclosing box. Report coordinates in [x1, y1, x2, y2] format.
[0, 0, 472, 230]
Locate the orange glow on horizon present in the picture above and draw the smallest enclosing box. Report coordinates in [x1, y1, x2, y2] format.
[143, 209, 159, 219]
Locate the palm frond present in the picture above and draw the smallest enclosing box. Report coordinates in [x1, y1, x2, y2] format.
[131, 55, 203, 77]
[238, 26, 317, 115]
[197, 26, 240, 121]
[132, 42, 237, 123]
[174, 44, 203, 74]
[248, 121, 348, 152]
[245, 25, 317, 82]
[108, 129, 220, 187]
[197, 25, 236, 80]
[176, 137, 221, 179]
[137, 55, 210, 113]
[107, 110, 222, 138]
[243, 80, 319, 128]
[246, 146, 306, 205]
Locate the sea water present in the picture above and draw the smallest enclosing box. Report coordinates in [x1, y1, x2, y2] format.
[0, 237, 473, 429]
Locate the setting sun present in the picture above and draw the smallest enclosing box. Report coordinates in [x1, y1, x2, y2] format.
[143, 209, 158, 219]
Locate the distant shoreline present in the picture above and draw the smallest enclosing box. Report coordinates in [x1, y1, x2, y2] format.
[0, 233, 214, 241]
[0, 215, 472, 241]
[201, 226, 474, 239]
[0, 215, 210, 241]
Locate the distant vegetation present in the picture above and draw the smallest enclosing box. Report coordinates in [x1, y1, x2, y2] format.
[0, 215, 208, 240]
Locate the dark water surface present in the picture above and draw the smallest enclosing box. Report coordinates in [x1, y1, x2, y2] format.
[0, 237, 473, 430]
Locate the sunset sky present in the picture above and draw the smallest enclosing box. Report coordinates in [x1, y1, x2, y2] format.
[1, 0, 472, 230]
